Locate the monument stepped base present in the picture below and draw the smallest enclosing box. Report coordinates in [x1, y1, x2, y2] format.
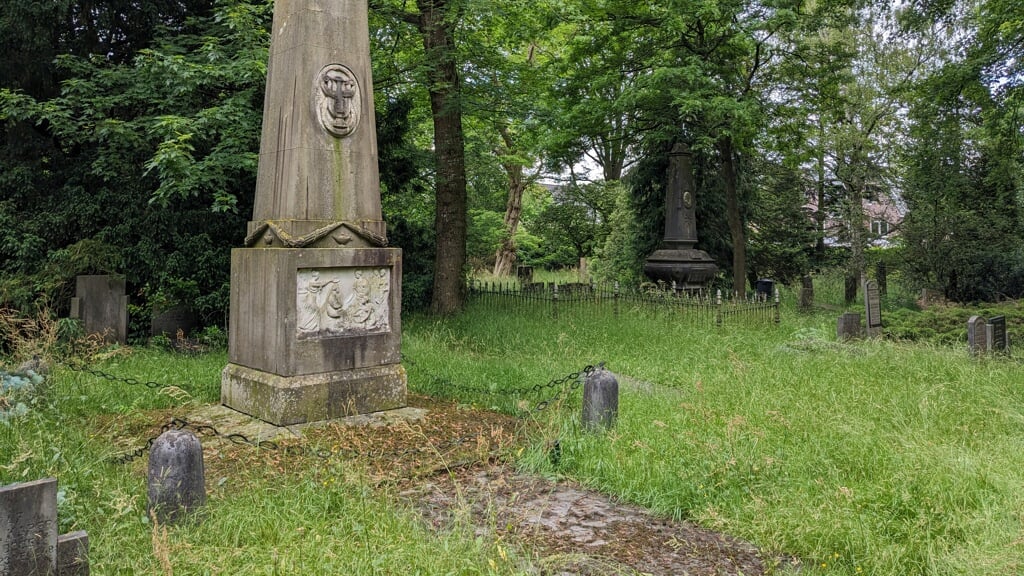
[222, 363, 407, 426]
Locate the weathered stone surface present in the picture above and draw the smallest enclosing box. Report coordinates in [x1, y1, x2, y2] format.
[1, 478, 57, 576]
[864, 280, 882, 337]
[147, 430, 206, 525]
[837, 312, 862, 341]
[252, 0, 383, 234]
[968, 315, 987, 356]
[57, 531, 89, 576]
[582, 368, 618, 432]
[224, 0, 405, 424]
[222, 362, 407, 426]
[226, 247, 403, 376]
[69, 275, 127, 344]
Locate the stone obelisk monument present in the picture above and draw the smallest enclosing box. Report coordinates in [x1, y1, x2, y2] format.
[222, 0, 406, 425]
[643, 143, 718, 290]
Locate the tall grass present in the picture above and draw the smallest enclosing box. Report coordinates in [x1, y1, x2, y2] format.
[405, 303, 1024, 575]
[1, 348, 528, 574]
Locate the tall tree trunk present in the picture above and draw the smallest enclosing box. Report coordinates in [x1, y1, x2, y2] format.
[719, 137, 747, 296]
[415, 0, 467, 315]
[493, 126, 526, 277]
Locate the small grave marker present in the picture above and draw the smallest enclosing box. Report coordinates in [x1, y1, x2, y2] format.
[1, 478, 88, 576]
[968, 316, 988, 356]
[69, 275, 127, 344]
[582, 366, 618, 432]
[987, 315, 1008, 355]
[147, 430, 206, 525]
[864, 280, 882, 337]
[837, 312, 862, 341]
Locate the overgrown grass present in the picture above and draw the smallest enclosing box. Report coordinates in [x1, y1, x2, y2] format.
[0, 348, 528, 574]
[405, 302, 1024, 575]
[5, 297, 1024, 575]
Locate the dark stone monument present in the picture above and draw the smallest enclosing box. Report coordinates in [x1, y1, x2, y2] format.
[643, 143, 717, 290]
[864, 280, 882, 337]
[1, 478, 89, 576]
[221, 0, 406, 425]
[582, 366, 618, 432]
[837, 312, 862, 341]
[69, 275, 127, 344]
[516, 265, 534, 285]
[968, 315, 987, 356]
[987, 315, 1008, 355]
[147, 430, 206, 525]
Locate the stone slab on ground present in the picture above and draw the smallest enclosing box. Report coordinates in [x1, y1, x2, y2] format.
[401, 464, 784, 576]
[186, 404, 427, 442]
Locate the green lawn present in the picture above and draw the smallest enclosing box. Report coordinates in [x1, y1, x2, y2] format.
[3, 299, 1024, 575]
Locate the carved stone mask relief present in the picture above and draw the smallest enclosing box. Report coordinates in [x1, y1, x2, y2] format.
[316, 64, 361, 138]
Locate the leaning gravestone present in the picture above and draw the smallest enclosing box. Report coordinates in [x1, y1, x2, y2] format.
[69, 275, 127, 344]
[1, 478, 89, 576]
[147, 430, 206, 525]
[221, 0, 406, 425]
[968, 315, 988, 356]
[987, 315, 1008, 355]
[864, 280, 882, 338]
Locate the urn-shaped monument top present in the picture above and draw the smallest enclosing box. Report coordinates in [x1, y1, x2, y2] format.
[251, 0, 384, 246]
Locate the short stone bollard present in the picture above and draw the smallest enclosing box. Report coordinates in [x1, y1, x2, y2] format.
[582, 365, 618, 432]
[147, 430, 206, 525]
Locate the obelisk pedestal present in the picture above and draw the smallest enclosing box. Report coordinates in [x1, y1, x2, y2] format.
[643, 143, 718, 290]
[221, 0, 406, 426]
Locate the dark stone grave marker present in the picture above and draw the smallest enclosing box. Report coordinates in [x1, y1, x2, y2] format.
[69, 275, 127, 344]
[582, 367, 618, 432]
[147, 430, 206, 525]
[987, 315, 1008, 355]
[968, 315, 988, 356]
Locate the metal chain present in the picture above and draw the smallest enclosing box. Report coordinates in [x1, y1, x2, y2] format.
[66, 362, 184, 392]
[402, 356, 597, 413]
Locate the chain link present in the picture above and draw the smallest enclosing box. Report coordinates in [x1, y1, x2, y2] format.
[66, 362, 182, 391]
[402, 356, 597, 413]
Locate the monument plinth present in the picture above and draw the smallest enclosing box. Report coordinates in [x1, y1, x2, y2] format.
[222, 0, 406, 426]
[643, 143, 718, 290]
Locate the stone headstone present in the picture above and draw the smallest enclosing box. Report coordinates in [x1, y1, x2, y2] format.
[516, 265, 534, 285]
[987, 315, 1008, 355]
[1, 478, 57, 576]
[837, 312, 862, 341]
[150, 304, 198, 338]
[221, 0, 406, 425]
[69, 275, 127, 344]
[799, 275, 814, 310]
[864, 280, 882, 337]
[967, 315, 988, 356]
[57, 531, 89, 576]
[147, 430, 206, 525]
[582, 367, 618, 432]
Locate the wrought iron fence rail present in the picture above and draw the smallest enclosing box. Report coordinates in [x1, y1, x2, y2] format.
[468, 280, 779, 325]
